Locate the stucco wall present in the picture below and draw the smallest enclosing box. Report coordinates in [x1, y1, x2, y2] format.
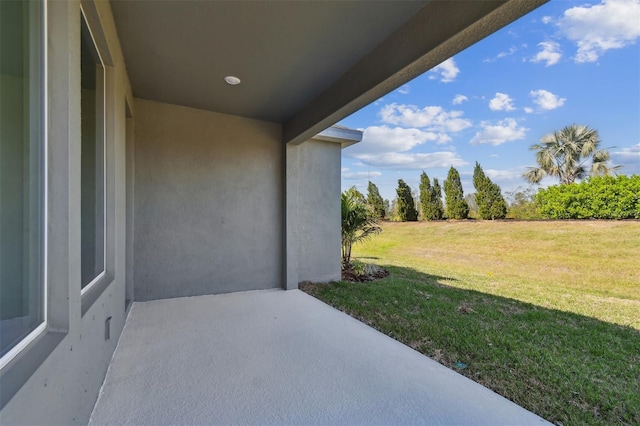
[286, 140, 342, 285]
[0, 1, 132, 424]
[133, 99, 283, 301]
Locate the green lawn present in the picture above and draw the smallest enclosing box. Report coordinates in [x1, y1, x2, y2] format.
[301, 220, 640, 425]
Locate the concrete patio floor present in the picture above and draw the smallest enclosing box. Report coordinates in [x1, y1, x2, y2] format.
[89, 289, 549, 425]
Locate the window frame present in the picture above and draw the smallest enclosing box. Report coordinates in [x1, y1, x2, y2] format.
[79, 1, 115, 316]
[0, 0, 48, 372]
[79, 5, 107, 296]
[0, 1, 65, 411]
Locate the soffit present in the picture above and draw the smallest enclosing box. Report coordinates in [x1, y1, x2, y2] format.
[110, 0, 427, 123]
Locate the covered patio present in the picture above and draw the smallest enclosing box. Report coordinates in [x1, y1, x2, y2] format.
[0, 2, 552, 423]
[89, 289, 548, 425]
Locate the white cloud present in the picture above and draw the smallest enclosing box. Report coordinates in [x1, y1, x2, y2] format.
[354, 151, 467, 170]
[559, 0, 640, 63]
[428, 58, 460, 83]
[530, 89, 566, 111]
[489, 93, 516, 111]
[379, 103, 472, 132]
[342, 170, 382, 180]
[398, 85, 410, 95]
[541, 16, 553, 24]
[344, 125, 444, 157]
[452, 94, 468, 105]
[497, 46, 517, 59]
[342, 125, 466, 171]
[612, 143, 640, 160]
[531, 41, 562, 66]
[611, 143, 640, 174]
[470, 118, 528, 146]
[485, 168, 524, 181]
[483, 46, 518, 62]
[524, 107, 534, 114]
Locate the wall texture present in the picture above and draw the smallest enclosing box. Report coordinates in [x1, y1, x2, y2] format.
[0, 1, 133, 424]
[133, 99, 283, 301]
[286, 140, 342, 285]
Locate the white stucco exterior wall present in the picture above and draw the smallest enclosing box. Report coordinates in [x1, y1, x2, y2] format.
[132, 99, 283, 301]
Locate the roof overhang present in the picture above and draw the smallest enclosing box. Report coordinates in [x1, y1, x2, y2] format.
[110, 0, 548, 145]
[313, 126, 363, 149]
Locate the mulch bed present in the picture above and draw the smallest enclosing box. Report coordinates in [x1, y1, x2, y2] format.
[341, 264, 389, 282]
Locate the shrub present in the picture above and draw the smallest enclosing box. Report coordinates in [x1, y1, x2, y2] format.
[536, 175, 640, 219]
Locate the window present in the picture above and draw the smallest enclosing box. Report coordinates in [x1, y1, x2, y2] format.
[80, 12, 106, 292]
[0, 0, 46, 362]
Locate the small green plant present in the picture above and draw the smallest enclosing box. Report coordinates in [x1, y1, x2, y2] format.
[341, 188, 381, 267]
[350, 260, 366, 275]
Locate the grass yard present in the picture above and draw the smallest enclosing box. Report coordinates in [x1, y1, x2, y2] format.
[301, 220, 640, 425]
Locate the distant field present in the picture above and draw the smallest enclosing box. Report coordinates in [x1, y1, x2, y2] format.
[354, 220, 640, 328]
[302, 220, 640, 424]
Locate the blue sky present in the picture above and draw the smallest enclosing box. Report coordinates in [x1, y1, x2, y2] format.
[339, 0, 640, 201]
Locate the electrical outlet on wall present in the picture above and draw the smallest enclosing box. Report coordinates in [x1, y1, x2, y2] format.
[105, 316, 112, 340]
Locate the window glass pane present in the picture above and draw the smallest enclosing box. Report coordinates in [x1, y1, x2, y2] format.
[80, 15, 105, 289]
[0, 0, 44, 358]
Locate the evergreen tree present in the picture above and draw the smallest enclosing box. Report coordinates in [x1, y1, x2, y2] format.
[473, 162, 507, 219]
[430, 178, 445, 220]
[419, 171, 431, 220]
[420, 171, 444, 220]
[444, 167, 469, 219]
[367, 181, 386, 219]
[396, 179, 418, 221]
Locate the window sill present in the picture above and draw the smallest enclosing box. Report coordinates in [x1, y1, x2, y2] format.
[81, 272, 114, 316]
[0, 329, 65, 409]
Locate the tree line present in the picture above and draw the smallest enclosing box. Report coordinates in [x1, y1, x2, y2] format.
[359, 124, 636, 222]
[366, 162, 509, 222]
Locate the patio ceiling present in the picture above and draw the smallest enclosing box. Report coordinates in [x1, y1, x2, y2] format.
[110, 0, 548, 144]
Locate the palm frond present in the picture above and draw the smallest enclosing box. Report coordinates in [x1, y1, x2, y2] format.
[523, 168, 545, 184]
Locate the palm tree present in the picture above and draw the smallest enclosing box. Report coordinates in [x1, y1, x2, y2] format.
[523, 124, 620, 185]
[341, 190, 381, 267]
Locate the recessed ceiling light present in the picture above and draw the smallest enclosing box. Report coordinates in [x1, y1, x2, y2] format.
[224, 75, 241, 86]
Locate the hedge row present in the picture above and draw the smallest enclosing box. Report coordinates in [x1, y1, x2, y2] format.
[536, 175, 640, 219]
